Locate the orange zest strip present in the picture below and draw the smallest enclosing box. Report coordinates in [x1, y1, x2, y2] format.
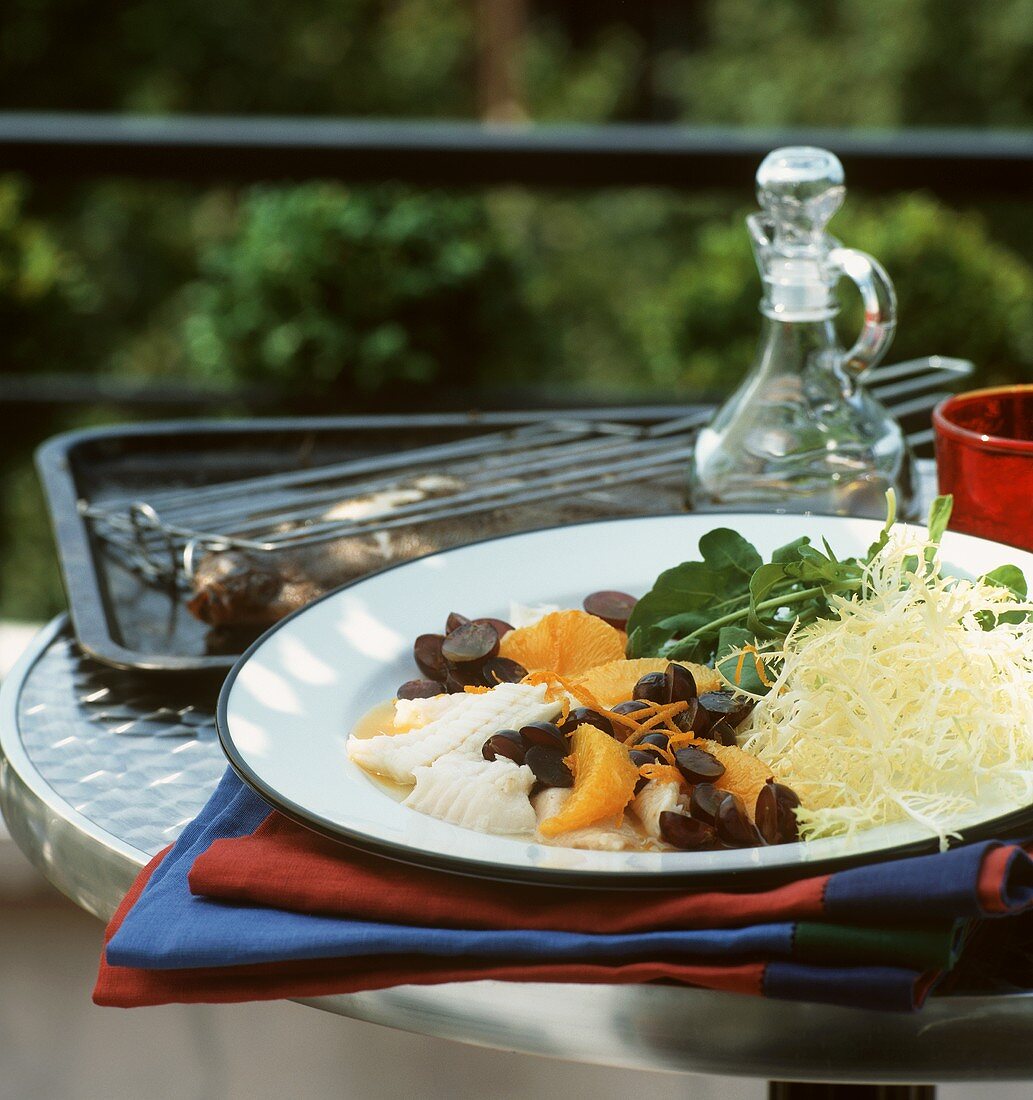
[463, 685, 491, 694]
[624, 702, 689, 746]
[734, 648, 748, 687]
[638, 762, 684, 786]
[521, 671, 571, 723]
[640, 700, 689, 730]
[733, 644, 774, 689]
[522, 671, 640, 736]
[521, 671, 706, 751]
[666, 730, 698, 752]
[636, 743, 677, 766]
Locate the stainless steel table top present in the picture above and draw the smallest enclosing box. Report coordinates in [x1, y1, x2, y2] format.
[3, 615, 1033, 1083]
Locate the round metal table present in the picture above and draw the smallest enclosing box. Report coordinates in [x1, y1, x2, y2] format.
[2, 617, 1033, 1089]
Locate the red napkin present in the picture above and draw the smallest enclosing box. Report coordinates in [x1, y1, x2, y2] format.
[188, 813, 827, 931]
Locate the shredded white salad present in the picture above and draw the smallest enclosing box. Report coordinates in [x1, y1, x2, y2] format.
[740, 532, 1033, 848]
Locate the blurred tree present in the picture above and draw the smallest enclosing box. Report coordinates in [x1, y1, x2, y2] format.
[0, 176, 96, 375]
[0, 0, 474, 116]
[657, 0, 1033, 128]
[180, 183, 537, 402]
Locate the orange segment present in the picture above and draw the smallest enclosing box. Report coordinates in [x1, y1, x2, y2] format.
[571, 658, 723, 708]
[498, 610, 625, 677]
[538, 723, 640, 837]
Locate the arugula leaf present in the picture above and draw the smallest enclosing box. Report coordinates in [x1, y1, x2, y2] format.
[748, 562, 792, 608]
[982, 564, 1027, 599]
[746, 562, 794, 637]
[865, 488, 898, 562]
[771, 536, 811, 565]
[627, 622, 681, 659]
[625, 529, 760, 644]
[660, 633, 713, 664]
[629, 515, 872, 667]
[976, 563, 1031, 630]
[627, 490, 1027, 675]
[926, 494, 953, 546]
[924, 494, 953, 569]
[697, 528, 763, 579]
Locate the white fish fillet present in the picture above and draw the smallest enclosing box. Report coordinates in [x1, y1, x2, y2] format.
[347, 681, 561, 784]
[631, 780, 683, 839]
[532, 788, 643, 851]
[404, 757, 537, 834]
[393, 692, 472, 731]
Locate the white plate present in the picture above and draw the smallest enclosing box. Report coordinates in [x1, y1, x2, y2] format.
[218, 514, 1033, 887]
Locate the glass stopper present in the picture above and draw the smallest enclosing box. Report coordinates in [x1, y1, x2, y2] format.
[755, 147, 846, 246]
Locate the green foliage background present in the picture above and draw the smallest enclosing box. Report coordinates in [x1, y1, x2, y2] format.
[4, 0, 1033, 619]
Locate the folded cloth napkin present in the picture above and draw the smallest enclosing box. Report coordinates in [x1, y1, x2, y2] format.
[95, 769, 1033, 1012]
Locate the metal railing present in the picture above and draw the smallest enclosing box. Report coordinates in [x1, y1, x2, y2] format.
[2, 113, 1032, 194]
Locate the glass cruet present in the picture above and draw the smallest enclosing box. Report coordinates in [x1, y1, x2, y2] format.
[689, 146, 918, 519]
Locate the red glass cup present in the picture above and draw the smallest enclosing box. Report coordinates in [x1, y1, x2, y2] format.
[933, 384, 1033, 550]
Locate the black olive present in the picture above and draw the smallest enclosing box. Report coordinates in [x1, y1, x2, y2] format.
[582, 591, 638, 630]
[482, 730, 526, 764]
[524, 745, 574, 788]
[771, 782, 802, 843]
[612, 700, 652, 717]
[664, 663, 698, 706]
[413, 634, 448, 681]
[659, 811, 719, 850]
[697, 717, 738, 746]
[672, 698, 700, 733]
[441, 622, 500, 666]
[674, 744, 725, 784]
[689, 782, 729, 826]
[519, 721, 568, 752]
[473, 617, 515, 640]
[482, 657, 528, 685]
[697, 691, 754, 730]
[632, 672, 669, 704]
[445, 611, 471, 634]
[444, 666, 483, 693]
[396, 679, 446, 699]
[560, 707, 614, 738]
[754, 782, 780, 844]
[715, 792, 764, 847]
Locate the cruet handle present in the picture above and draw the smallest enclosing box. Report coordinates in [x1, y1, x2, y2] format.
[828, 246, 897, 377]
